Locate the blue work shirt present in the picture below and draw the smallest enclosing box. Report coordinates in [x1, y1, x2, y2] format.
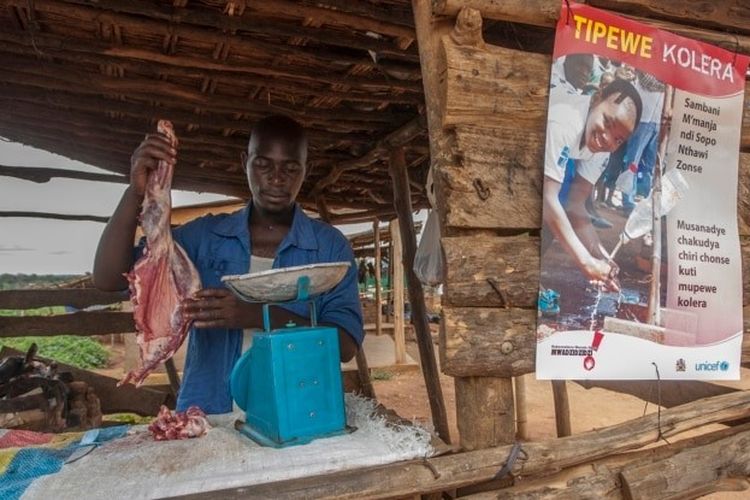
[135, 203, 364, 414]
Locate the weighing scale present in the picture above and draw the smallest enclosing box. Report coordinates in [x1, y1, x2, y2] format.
[221, 262, 351, 448]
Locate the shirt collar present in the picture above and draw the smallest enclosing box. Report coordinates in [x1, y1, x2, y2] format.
[210, 202, 318, 251]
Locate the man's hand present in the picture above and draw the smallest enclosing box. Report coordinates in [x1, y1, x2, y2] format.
[130, 133, 177, 197]
[181, 288, 261, 330]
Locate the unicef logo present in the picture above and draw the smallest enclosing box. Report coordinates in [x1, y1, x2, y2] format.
[720, 361, 730, 372]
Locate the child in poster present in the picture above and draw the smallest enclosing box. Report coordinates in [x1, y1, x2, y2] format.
[537, 1, 749, 380]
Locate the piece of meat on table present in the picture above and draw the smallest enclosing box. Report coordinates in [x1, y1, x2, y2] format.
[119, 120, 201, 387]
[148, 405, 211, 441]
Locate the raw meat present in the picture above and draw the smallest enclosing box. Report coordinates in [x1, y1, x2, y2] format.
[148, 405, 211, 441]
[119, 120, 201, 387]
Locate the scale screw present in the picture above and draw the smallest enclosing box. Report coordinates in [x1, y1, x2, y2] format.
[309, 411, 316, 418]
[299, 381, 305, 388]
[287, 343, 295, 350]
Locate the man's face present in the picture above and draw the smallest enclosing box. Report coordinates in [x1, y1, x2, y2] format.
[584, 93, 637, 153]
[245, 135, 307, 213]
[564, 54, 593, 91]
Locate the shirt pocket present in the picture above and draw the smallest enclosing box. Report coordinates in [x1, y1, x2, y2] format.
[202, 257, 246, 288]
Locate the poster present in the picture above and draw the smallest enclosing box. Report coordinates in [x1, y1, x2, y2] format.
[536, 1, 749, 380]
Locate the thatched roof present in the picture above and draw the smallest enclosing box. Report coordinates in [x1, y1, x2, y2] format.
[0, 0, 556, 223]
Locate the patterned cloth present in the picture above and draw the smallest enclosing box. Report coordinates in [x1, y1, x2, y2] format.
[0, 426, 129, 500]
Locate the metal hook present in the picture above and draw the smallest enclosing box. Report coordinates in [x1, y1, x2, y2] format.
[472, 178, 491, 201]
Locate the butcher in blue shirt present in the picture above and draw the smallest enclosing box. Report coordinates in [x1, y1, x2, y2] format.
[93, 115, 364, 414]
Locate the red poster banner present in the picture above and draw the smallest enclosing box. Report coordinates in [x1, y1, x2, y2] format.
[537, 1, 748, 380]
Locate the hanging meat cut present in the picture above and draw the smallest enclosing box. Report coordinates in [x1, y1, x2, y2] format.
[119, 120, 201, 387]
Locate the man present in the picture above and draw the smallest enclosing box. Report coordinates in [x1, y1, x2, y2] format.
[93, 115, 364, 414]
[543, 78, 643, 292]
[550, 54, 594, 95]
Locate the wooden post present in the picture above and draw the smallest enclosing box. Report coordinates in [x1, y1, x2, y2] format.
[389, 146, 451, 444]
[514, 375, 528, 440]
[411, 2, 513, 449]
[552, 380, 572, 437]
[164, 358, 181, 399]
[354, 349, 376, 400]
[373, 219, 383, 337]
[317, 197, 375, 397]
[647, 84, 674, 326]
[390, 218, 406, 365]
[455, 376, 515, 450]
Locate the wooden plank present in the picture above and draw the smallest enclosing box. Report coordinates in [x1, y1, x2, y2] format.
[0, 312, 135, 337]
[442, 38, 550, 131]
[620, 429, 750, 499]
[176, 391, 750, 499]
[441, 307, 536, 377]
[0, 347, 172, 416]
[390, 147, 452, 444]
[442, 234, 539, 308]
[468, 424, 750, 499]
[455, 376, 515, 450]
[0, 288, 127, 309]
[439, 126, 545, 230]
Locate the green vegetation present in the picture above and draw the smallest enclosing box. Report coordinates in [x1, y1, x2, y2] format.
[371, 369, 394, 381]
[0, 274, 82, 290]
[0, 274, 110, 370]
[0, 335, 109, 369]
[104, 413, 153, 425]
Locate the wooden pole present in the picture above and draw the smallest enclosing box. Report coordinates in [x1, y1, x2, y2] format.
[411, 2, 515, 450]
[551, 380, 572, 437]
[389, 147, 451, 444]
[0, 211, 110, 223]
[514, 375, 528, 440]
[647, 84, 674, 326]
[390, 218, 406, 365]
[373, 219, 383, 337]
[317, 194, 375, 399]
[164, 358, 181, 399]
[455, 376, 514, 450]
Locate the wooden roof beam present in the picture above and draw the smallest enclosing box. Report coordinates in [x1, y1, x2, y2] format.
[310, 114, 427, 196]
[0, 64, 413, 129]
[0, 33, 422, 102]
[0, 85, 378, 146]
[0, 165, 127, 185]
[30, 0, 419, 61]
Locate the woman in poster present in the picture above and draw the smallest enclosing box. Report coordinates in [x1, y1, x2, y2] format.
[542, 77, 643, 292]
